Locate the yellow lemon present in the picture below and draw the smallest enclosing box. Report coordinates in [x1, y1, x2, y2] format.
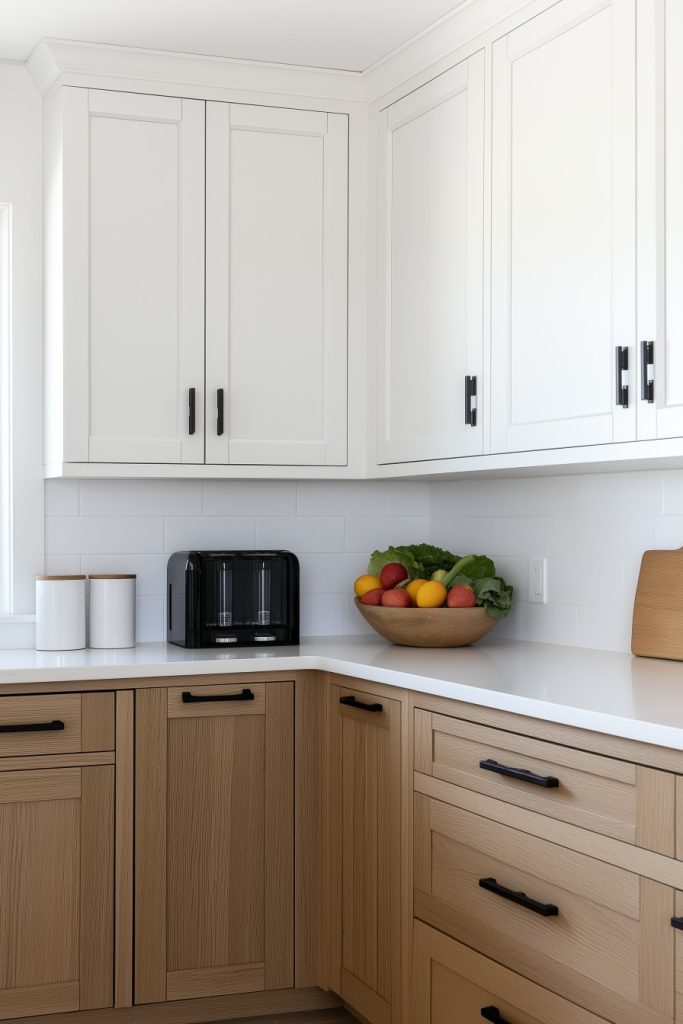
[354, 574, 383, 598]
[415, 580, 447, 608]
[406, 579, 427, 604]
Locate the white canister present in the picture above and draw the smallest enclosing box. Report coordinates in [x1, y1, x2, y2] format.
[89, 574, 136, 649]
[35, 575, 87, 651]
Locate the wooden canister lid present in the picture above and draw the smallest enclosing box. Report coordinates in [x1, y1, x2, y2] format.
[36, 574, 86, 581]
[88, 574, 137, 580]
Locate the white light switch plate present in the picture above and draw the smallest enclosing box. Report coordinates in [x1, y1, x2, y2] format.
[528, 557, 548, 604]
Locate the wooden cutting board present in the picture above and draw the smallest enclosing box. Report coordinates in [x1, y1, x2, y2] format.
[632, 548, 683, 660]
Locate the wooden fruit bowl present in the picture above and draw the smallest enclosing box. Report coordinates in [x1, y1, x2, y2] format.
[354, 598, 498, 648]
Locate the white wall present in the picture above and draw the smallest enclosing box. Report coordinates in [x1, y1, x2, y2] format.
[44, 479, 430, 639]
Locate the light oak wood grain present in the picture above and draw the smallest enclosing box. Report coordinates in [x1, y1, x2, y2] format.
[80, 766, 115, 1010]
[81, 693, 115, 752]
[114, 692, 134, 1008]
[632, 549, 683, 659]
[0, 695, 83, 758]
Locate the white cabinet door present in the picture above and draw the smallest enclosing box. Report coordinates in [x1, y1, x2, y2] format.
[376, 51, 486, 465]
[205, 104, 348, 466]
[61, 89, 205, 464]
[637, 0, 683, 440]
[490, 0, 637, 454]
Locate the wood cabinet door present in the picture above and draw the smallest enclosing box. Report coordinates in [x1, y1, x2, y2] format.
[58, 88, 205, 465]
[637, 0, 683, 440]
[490, 0, 637, 453]
[135, 682, 293, 1004]
[0, 766, 114, 1020]
[376, 51, 485, 465]
[328, 684, 402, 1024]
[205, 103, 348, 466]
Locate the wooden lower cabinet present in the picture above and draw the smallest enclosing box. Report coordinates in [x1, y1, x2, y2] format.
[328, 681, 402, 1024]
[135, 680, 294, 1004]
[413, 921, 610, 1024]
[0, 764, 114, 1020]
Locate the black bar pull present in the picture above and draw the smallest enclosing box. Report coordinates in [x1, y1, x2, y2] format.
[340, 695, 383, 713]
[615, 346, 629, 408]
[641, 341, 654, 403]
[0, 719, 65, 734]
[479, 877, 559, 917]
[217, 388, 225, 436]
[188, 387, 196, 435]
[465, 375, 478, 427]
[671, 917, 683, 931]
[480, 758, 559, 789]
[481, 1008, 511, 1024]
[182, 688, 254, 704]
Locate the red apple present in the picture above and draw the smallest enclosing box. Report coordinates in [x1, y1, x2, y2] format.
[379, 562, 408, 589]
[381, 588, 412, 608]
[447, 584, 476, 608]
[360, 588, 385, 606]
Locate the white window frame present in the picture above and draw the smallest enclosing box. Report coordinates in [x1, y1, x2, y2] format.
[0, 67, 44, 642]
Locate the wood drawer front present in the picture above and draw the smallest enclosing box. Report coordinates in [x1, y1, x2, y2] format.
[414, 709, 675, 854]
[414, 920, 609, 1024]
[0, 693, 114, 758]
[414, 793, 675, 1024]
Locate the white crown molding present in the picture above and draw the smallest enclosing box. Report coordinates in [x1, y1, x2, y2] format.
[27, 38, 366, 105]
[0, 61, 35, 91]
[361, 0, 545, 106]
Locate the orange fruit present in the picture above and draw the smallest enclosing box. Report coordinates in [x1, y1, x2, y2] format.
[354, 574, 383, 598]
[406, 579, 427, 604]
[415, 580, 447, 608]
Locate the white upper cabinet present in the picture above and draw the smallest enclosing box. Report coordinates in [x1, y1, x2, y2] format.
[46, 88, 205, 465]
[205, 104, 348, 466]
[490, 0, 637, 454]
[637, 0, 683, 440]
[376, 51, 486, 465]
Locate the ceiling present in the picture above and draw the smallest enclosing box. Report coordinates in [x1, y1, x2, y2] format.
[2, 0, 466, 70]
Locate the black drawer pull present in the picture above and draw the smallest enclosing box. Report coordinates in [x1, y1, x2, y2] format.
[480, 758, 559, 788]
[0, 719, 65, 734]
[339, 695, 383, 713]
[217, 388, 225, 436]
[672, 917, 683, 931]
[181, 688, 254, 704]
[481, 1008, 511, 1024]
[188, 387, 196, 435]
[479, 877, 558, 917]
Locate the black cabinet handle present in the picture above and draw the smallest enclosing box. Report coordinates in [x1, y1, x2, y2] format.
[0, 719, 64, 734]
[615, 346, 629, 408]
[480, 758, 559, 789]
[339, 695, 383, 713]
[641, 340, 654, 403]
[188, 387, 196, 435]
[479, 877, 558, 917]
[217, 388, 225, 436]
[465, 375, 478, 427]
[182, 688, 254, 704]
[671, 917, 683, 931]
[481, 1008, 511, 1024]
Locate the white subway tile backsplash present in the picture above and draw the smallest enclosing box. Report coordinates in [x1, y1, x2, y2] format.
[518, 601, 578, 647]
[344, 516, 429, 553]
[298, 552, 368, 594]
[44, 555, 82, 576]
[297, 481, 387, 517]
[386, 481, 431, 517]
[80, 554, 168, 596]
[663, 470, 683, 515]
[203, 480, 297, 517]
[256, 516, 345, 553]
[300, 593, 347, 637]
[80, 479, 203, 517]
[46, 515, 164, 555]
[164, 516, 255, 552]
[45, 479, 80, 516]
[135, 596, 166, 643]
[431, 476, 582, 519]
[577, 604, 633, 653]
[653, 516, 683, 548]
[579, 471, 664, 516]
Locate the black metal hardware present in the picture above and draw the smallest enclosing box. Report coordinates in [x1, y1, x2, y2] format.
[465, 375, 478, 427]
[217, 388, 225, 436]
[339, 695, 383, 713]
[189, 387, 196, 435]
[480, 758, 559, 789]
[481, 1008, 511, 1024]
[672, 917, 683, 931]
[0, 720, 65, 734]
[479, 877, 559, 917]
[615, 346, 629, 408]
[181, 688, 254, 704]
[641, 341, 654, 403]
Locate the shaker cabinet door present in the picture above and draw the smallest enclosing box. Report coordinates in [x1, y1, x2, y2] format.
[57, 88, 205, 465]
[205, 103, 348, 466]
[376, 50, 486, 465]
[490, 0, 637, 454]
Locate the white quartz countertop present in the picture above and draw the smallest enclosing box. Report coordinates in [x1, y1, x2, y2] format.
[2, 635, 683, 749]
